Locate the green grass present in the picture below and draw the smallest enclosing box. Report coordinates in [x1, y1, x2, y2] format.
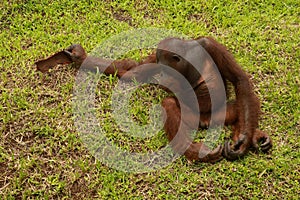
[1, 0, 299, 199]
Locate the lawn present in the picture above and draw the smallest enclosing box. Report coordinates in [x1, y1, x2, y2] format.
[1, 0, 299, 199]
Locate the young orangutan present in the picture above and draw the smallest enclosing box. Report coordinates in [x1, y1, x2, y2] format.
[35, 37, 272, 162]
